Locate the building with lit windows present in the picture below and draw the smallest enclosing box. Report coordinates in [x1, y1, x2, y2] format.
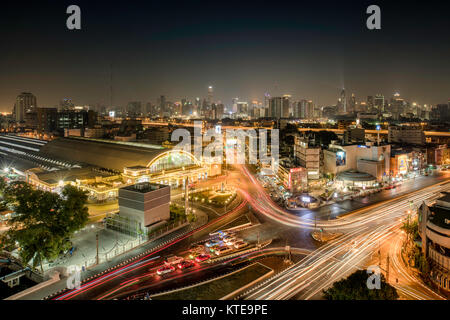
[388, 125, 425, 145]
[13, 92, 37, 123]
[419, 192, 450, 292]
[324, 142, 391, 183]
[294, 135, 321, 180]
[277, 158, 307, 194]
[39, 137, 215, 190]
[25, 167, 124, 202]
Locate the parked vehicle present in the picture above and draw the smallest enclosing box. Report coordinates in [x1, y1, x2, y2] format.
[215, 246, 233, 256]
[223, 235, 237, 244]
[205, 240, 223, 248]
[234, 241, 248, 249]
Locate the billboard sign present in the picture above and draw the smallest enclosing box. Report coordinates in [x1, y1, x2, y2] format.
[336, 151, 346, 167]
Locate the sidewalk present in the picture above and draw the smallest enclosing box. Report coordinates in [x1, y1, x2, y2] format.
[15, 224, 193, 300]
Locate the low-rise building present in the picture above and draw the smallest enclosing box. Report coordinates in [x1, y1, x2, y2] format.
[118, 182, 171, 234]
[388, 125, 425, 145]
[277, 158, 308, 194]
[324, 142, 391, 182]
[25, 166, 124, 201]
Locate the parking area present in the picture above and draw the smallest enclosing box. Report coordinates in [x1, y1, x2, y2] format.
[43, 224, 137, 272]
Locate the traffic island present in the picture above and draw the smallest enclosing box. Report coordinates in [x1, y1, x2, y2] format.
[311, 230, 342, 243]
[151, 263, 273, 300]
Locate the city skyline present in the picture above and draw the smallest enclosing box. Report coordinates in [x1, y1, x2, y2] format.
[1, 1, 450, 111]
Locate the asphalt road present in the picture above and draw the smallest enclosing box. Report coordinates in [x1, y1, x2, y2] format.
[22, 167, 449, 300]
[239, 171, 450, 300]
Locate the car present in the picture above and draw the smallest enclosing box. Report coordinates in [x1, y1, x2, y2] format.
[234, 241, 248, 249]
[216, 230, 228, 237]
[225, 239, 237, 246]
[189, 244, 204, 252]
[177, 260, 195, 270]
[156, 265, 175, 275]
[165, 256, 184, 265]
[223, 236, 236, 244]
[195, 254, 211, 262]
[189, 243, 204, 250]
[189, 251, 203, 260]
[215, 246, 233, 256]
[225, 237, 242, 246]
[205, 240, 223, 247]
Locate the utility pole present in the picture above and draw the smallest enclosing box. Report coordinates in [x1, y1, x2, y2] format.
[185, 177, 189, 216]
[378, 241, 381, 267]
[257, 231, 260, 248]
[109, 63, 113, 109]
[386, 255, 390, 283]
[96, 233, 99, 265]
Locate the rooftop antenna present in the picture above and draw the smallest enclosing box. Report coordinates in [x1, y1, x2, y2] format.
[110, 63, 113, 110]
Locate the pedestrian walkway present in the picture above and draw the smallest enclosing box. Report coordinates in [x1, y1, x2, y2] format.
[15, 224, 193, 300]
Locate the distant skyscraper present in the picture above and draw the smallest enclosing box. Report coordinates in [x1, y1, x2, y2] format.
[349, 94, 356, 113]
[231, 97, 239, 113]
[437, 103, 450, 121]
[207, 86, 214, 105]
[338, 88, 347, 113]
[194, 97, 201, 115]
[282, 95, 291, 118]
[374, 94, 385, 113]
[159, 95, 166, 117]
[127, 101, 142, 117]
[297, 99, 314, 119]
[13, 92, 37, 122]
[269, 96, 290, 119]
[293, 101, 301, 119]
[60, 98, 74, 110]
[237, 101, 248, 115]
[390, 92, 405, 120]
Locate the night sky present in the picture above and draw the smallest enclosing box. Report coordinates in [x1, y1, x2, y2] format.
[0, 0, 449, 111]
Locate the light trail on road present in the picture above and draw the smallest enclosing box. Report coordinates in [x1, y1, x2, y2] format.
[237, 164, 450, 230]
[239, 170, 450, 300]
[51, 199, 248, 300]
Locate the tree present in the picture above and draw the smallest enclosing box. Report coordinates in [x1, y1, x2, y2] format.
[0, 176, 12, 211]
[0, 182, 89, 272]
[323, 270, 399, 300]
[401, 217, 419, 242]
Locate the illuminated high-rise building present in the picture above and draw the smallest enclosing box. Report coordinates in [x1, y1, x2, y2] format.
[13, 92, 37, 122]
[269, 96, 290, 119]
[374, 94, 385, 113]
[338, 88, 347, 113]
[207, 86, 214, 105]
[231, 97, 239, 113]
[349, 94, 356, 113]
[159, 95, 166, 117]
[367, 96, 374, 111]
[390, 92, 405, 120]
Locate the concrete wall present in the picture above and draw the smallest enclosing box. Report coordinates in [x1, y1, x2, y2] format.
[118, 184, 170, 229]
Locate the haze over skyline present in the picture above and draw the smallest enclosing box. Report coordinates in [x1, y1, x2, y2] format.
[1, 0, 449, 112]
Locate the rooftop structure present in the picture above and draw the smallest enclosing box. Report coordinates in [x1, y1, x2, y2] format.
[118, 182, 171, 234]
